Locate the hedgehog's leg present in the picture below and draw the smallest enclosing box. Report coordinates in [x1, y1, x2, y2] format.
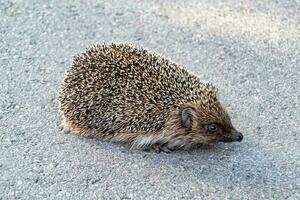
[148, 143, 174, 153]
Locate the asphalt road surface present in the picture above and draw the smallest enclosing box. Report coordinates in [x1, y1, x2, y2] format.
[1, 0, 299, 199]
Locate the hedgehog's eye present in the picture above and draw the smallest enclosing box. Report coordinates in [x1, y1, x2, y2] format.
[207, 123, 219, 133]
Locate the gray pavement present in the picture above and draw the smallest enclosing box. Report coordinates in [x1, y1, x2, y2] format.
[0, 0, 299, 199]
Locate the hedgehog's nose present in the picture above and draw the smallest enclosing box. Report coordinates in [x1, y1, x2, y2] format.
[235, 132, 243, 142]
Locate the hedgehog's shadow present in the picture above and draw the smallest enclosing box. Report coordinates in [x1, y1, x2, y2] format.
[82, 136, 297, 197]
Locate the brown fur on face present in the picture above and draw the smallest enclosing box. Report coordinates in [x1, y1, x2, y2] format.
[157, 99, 243, 151]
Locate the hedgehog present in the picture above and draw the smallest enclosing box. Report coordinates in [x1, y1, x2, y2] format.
[59, 43, 243, 152]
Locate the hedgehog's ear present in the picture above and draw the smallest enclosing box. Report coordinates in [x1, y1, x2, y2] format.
[181, 108, 193, 130]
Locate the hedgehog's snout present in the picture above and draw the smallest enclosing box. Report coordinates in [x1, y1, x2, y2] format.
[220, 131, 243, 143]
[232, 131, 243, 142]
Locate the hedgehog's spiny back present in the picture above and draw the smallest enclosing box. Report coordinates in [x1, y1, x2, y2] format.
[59, 43, 213, 134]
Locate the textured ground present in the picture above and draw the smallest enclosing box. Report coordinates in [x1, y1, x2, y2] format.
[1, 0, 299, 199]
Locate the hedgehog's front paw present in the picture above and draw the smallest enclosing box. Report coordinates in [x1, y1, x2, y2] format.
[145, 144, 174, 153]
